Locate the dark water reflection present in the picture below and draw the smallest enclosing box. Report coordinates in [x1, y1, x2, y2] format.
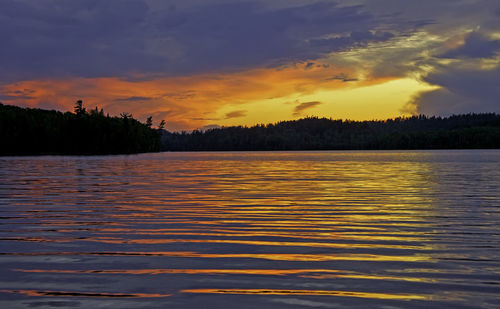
[0, 150, 499, 308]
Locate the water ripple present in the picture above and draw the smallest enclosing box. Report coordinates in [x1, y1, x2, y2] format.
[0, 150, 499, 308]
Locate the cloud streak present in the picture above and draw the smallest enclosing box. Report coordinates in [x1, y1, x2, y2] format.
[115, 96, 155, 102]
[225, 110, 247, 119]
[293, 101, 322, 116]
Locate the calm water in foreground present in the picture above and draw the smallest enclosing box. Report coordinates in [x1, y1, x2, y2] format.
[0, 150, 499, 308]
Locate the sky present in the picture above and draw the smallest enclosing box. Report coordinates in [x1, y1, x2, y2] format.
[1, 0, 500, 131]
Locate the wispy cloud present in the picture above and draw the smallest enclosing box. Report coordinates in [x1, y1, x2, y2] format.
[225, 110, 247, 119]
[293, 101, 322, 116]
[115, 96, 154, 102]
[326, 73, 359, 82]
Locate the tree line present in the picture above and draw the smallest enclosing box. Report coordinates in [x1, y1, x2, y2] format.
[161, 114, 500, 151]
[2, 101, 499, 154]
[0, 101, 162, 155]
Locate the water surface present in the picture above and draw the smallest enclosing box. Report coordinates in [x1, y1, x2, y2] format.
[0, 150, 499, 308]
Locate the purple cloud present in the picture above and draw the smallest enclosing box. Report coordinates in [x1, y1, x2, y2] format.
[0, 0, 406, 82]
[439, 32, 500, 59]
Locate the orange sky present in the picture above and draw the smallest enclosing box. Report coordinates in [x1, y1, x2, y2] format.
[0, 61, 435, 131]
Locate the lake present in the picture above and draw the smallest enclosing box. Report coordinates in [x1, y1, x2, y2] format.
[0, 150, 499, 308]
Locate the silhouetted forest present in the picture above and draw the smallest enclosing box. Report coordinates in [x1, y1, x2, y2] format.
[162, 114, 500, 151]
[0, 102, 161, 155]
[2, 101, 499, 155]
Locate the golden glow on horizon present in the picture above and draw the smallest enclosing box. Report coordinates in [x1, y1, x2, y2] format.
[1, 62, 437, 130]
[216, 78, 437, 127]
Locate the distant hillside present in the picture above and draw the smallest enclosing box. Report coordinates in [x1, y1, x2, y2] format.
[0, 102, 161, 155]
[161, 114, 500, 151]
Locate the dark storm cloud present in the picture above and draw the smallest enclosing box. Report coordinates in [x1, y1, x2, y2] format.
[411, 65, 500, 115]
[0, 0, 404, 82]
[0, 0, 152, 80]
[176, 1, 377, 70]
[439, 32, 500, 59]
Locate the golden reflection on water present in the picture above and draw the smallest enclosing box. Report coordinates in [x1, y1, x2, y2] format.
[15, 268, 344, 276]
[91, 230, 428, 242]
[180, 288, 431, 300]
[300, 274, 435, 283]
[1, 251, 431, 261]
[1, 151, 499, 307]
[86, 237, 433, 250]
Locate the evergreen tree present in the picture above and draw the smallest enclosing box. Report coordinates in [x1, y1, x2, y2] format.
[0, 102, 161, 155]
[74, 100, 86, 116]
